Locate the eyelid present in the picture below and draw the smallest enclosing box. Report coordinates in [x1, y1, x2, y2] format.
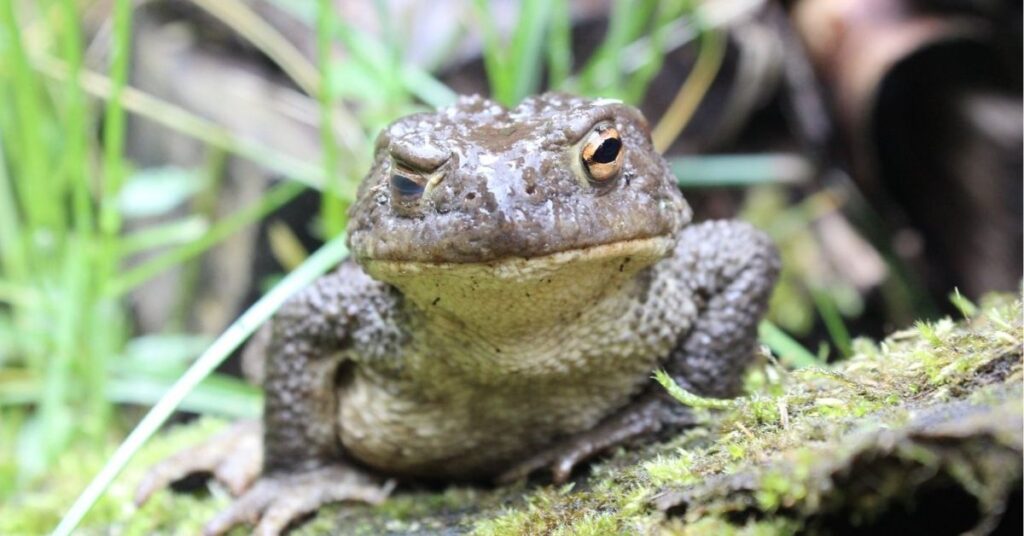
[392, 160, 420, 176]
[567, 110, 617, 144]
[389, 145, 451, 173]
[394, 156, 449, 187]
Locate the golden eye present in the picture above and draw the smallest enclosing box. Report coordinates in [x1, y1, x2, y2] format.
[581, 126, 624, 183]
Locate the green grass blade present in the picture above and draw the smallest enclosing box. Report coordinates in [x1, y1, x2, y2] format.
[98, 0, 133, 244]
[651, 27, 725, 152]
[106, 374, 262, 419]
[0, 368, 39, 406]
[333, 20, 404, 100]
[0, 131, 28, 280]
[507, 0, 552, 104]
[577, 0, 656, 97]
[38, 240, 88, 464]
[109, 180, 306, 296]
[811, 288, 852, 359]
[116, 216, 208, 256]
[317, 0, 343, 236]
[0, 279, 39, 307]
[0, 0, 57, 230]
[399, 65, 457, 108]
[117, 166, 203, 219]
[759, 320, 820, 369]
[51, 233, 349, 536]
[171, 149, 229, 330]
[471, 0, 511, 105]
[671, 154, 813, 188]
[33, 56, 326, 190]
[623, 1, 679, 103]
[546, 0, 572, 90]
[948, 288, 979, 319]
[8, 373, 264, 420]
[56, 0, 94, 234]
[654, 369, 736, 410]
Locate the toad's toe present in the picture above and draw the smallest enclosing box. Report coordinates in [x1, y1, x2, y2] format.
[203, 465, 395, 536]
[135, 420, 262, 505]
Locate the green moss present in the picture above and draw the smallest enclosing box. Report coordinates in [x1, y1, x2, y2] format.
[0, 417, 228, 535]
[665, 516, 802, 536]
[474, 509, 534, 536]
[642, 452, 698, 488]
[475, 295, 1021, 534]
[552, 511, 624, 536]
[7, 296, 1021, 534]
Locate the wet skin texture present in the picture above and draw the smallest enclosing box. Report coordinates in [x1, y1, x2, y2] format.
[136, 93, 780, 535]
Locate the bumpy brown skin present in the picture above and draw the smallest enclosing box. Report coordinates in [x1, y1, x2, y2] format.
[136, 94, 780, 535]
[348, 94, 689, 263]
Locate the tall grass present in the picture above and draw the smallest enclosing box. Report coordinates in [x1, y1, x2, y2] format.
[317, 0, 344, 236]
[473, 0, 694, 106]
[0, 0, 311, 498]
[0, 0, 119, 492]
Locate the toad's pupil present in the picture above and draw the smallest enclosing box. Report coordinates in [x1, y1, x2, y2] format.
[391, 174, 424, 197]
[592, 138, 621, 164]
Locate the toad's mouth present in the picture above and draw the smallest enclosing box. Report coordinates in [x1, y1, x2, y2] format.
[361, 234, 676, 280]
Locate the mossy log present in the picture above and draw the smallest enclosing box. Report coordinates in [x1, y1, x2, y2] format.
[3, 296, 1020, 535]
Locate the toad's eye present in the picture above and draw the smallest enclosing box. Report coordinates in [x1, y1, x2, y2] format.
[390, 168, 425, 199]
[581, 126, 624, 183]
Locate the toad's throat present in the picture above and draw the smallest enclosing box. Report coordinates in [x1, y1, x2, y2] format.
[361, 235, 676, 334]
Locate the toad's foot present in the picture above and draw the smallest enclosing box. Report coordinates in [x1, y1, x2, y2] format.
[203, 466, 396, 536]
[497, 394, 683, 484]
[135, 420, 262, 504]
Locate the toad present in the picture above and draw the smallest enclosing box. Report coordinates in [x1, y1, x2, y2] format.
[136, 93, 780, 535]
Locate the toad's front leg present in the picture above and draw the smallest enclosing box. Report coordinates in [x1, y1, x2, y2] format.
[660, 220, 780, 397]
[137, 264, 399, 535]
[500, 221, 779, 483]
[231, 275, 397, 533]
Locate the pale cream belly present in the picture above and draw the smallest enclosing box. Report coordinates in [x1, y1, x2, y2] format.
[336, 242, 697, 478]
[335, 368, 653, 480]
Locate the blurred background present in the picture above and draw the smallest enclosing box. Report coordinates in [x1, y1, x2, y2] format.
[0, 0, 1020, 515]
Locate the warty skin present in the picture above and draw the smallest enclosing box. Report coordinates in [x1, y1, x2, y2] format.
[135, 93, 780, 535]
